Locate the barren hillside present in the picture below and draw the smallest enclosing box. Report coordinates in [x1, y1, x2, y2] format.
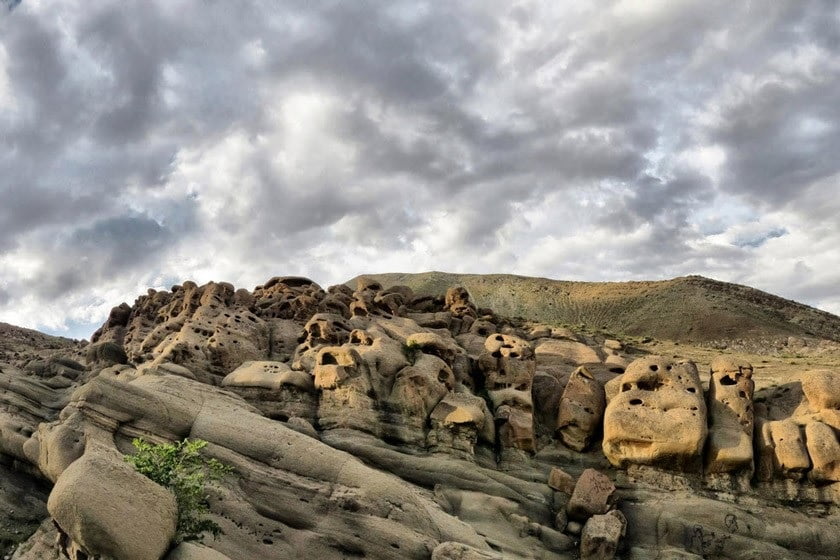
[351, 272, 840, 343]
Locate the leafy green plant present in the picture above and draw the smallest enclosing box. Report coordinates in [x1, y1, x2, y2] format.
[125, 438, 233, 542]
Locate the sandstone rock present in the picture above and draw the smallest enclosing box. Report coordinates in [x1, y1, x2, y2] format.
[166, 542, 232, 560]
[581, 509, 626, 560]
[478, 334, 535, 391]
[535, 339, 603, 367]
[548, 467, 576, 495]
[85, 340, 128, 367]
[47, 445, 178, 560]
[603, 357, 707, 470]
[802, 369, 840, 410]
[428, 392, 494, 457]
[222, 360, 313, 391]
[568, 469, 616, 521]
[431, 541, 502, 560]
[769, 419, 811, 478]
[706, 357, 755, 474]
[556, 366, 606, 451]
[805, 421, 840, 482]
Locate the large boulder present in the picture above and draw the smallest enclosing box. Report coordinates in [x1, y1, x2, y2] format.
[602, 357, 707, 470]
[47, 446, 178, 560]
[556, 366, 605, 452]
[705, 357, 755, 474]
[567, 469, 616, 521]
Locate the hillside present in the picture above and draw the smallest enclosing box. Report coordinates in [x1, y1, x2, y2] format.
[0, 322, 77, 356]
[349, 272, 840, 343]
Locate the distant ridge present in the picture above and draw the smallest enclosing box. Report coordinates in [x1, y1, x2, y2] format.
[348, 272, 840, 343]
[0, 322, 77, 354]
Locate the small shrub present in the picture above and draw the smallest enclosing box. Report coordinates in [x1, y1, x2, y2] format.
[125, 438, 233, 542]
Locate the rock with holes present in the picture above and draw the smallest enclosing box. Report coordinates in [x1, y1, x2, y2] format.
[580, 509, 626, 560]
[313, 346, 379, 434]
[556, 366, 606, 452]
[300, 313, 352, 347]
[386, 354, 455, 445]
[769, 419, 811, 479]
[805, 421, 840, 482]
[706, 357, 755, 474]
[602, 356, 707, 470]
[478, 334, 535, 391]
[567, 468, 616, 521]
[428, 392, 494, 458]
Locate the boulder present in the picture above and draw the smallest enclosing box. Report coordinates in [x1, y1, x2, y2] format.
[556, 366, 606, 451]
[769, 419, 811, 478]
[805, 421, 840, 482]
[166, 542, 232, 560]
[705, 357, 755, 474]
[580, 509, 626, 560]
[567, 469, 616, 521]
[47, 446, 178, 560]
[535, 339, 603, 367]
[547, 467, 575, 495]
[802, 370, 840, 410]
[602, 357, 707, 470]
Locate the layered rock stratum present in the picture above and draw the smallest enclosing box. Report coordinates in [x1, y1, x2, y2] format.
[0, 274, 838, 559]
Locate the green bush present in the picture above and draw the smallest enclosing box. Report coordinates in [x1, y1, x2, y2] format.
[125, 438, 233, 542]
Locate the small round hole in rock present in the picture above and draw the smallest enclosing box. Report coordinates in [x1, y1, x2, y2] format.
[629, 398, 643, 405]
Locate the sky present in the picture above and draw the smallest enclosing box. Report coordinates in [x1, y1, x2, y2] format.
[1, 0, 839, 340]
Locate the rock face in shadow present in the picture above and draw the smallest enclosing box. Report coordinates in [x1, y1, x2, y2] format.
[0, 276, 839, 560]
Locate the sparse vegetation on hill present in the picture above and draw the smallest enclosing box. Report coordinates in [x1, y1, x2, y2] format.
[352, 272, 840, 343]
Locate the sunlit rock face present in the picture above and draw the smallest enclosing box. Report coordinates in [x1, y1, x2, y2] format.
[602, 356, 707, 470]
[705, 357, 755, 474]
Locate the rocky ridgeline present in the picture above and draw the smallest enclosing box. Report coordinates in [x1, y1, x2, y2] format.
[0, 277, 838, 559]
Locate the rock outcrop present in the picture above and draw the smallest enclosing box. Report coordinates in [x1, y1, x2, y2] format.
[0, 276, 838, 559]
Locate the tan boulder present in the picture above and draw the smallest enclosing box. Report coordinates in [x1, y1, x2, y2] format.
[705, 357, 755, 474]
[805, 421, 840, 482]
[556, 366, 606, 452]
[535, 339, 603, 367]
[478, 334, 535, 390]
[602, 357, 706, 470]
[769, 419, 811, 478]
[47, 445, 178, 560]
[567, 469, 616, 521]
[802, 369, 840, 410]
[166, 542, 232, 560]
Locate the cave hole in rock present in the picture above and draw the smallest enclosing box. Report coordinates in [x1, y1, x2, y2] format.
[629, 399, 643, 405]
[650, 364, 659, 372]
[719, 375, 737, 386]
[321, 353, 338, 365]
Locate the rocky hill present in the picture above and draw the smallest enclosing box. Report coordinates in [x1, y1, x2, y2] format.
[0, 275, 838, 560]
[351, 272, 840, 344]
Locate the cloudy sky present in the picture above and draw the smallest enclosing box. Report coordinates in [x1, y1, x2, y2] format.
[1, 0, 839, 339]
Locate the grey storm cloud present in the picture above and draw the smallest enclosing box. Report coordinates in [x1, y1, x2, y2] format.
[0, 0, 839, 337]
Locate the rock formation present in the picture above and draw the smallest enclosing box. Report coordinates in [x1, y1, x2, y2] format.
[0, 275, 838, 559]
